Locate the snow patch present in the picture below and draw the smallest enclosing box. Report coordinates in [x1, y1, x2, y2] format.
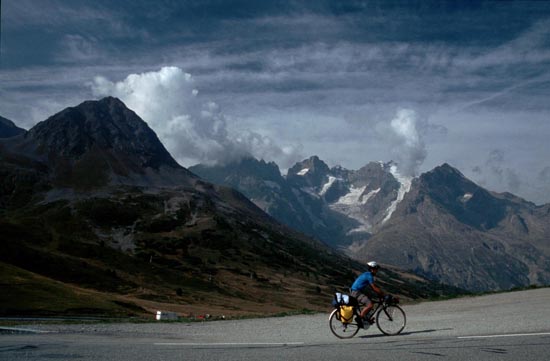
[335, 186, 380, 206]
[329, 186, 381, 234]
[301, 186, 321, 198]
[361, 188, 380, 204]
[462, 193, 473, 202]
[297, 168, 309, 176]
[382, 164, 413, 224]
[335, 185, 366, 205]
[346, 225, 371, 235]
[319, 176, 338, 196]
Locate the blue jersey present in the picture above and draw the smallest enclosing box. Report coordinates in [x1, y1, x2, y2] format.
[351, 271, 374, 291]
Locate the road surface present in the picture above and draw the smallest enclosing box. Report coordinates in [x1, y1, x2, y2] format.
[1, 288, 549, 360]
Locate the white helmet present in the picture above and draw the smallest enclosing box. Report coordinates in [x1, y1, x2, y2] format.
[367, 261, 380, 270]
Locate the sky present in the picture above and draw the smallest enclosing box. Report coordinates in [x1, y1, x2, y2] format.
[1, 0, 550, 204]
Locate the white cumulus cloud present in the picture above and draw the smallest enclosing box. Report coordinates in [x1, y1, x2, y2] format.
[90, 66, 297, 167]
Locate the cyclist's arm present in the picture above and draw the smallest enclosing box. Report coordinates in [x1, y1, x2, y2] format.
[370, 283, 384, 298]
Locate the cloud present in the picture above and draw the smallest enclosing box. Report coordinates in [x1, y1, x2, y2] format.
[90, 66, 298, 167]
[234, 130, 304, 170]
[3, 2, 550, 206]
[471, 149, 522, 193]
[5, 0, 111, 28]
[455, 18, 550, 70]
[538, 166, 550, 182]
[58, 34, 103, 62]
[373, 109, 428, 177]
[486, 150, 523, 193]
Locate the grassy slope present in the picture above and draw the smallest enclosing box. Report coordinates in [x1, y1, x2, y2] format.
[0, 189, 467, 319]
[0, 262, 144, 316]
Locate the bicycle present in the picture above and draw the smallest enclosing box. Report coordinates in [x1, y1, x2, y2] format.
[329, 294, 406, 339]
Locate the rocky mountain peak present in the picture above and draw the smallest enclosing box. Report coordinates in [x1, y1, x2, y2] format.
[0, 97, 198, 191]
[411, 162, 508, 230]
[433, 162, 464, 176]
[351, 162, 398, 190]
[190, 157, 283, 186]
[419, 163, 474, 193]
[27, 97, 179, 169]
[287, 155, 331, 189]
[232, 157, 282, 181]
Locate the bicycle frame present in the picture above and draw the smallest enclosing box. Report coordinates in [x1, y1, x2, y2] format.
[355, 299, 380, 319]
[355, 297, 400, 324]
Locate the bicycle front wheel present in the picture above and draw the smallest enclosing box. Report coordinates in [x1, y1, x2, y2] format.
[328, 309, 360, 339]
[376, 305, 406, 335]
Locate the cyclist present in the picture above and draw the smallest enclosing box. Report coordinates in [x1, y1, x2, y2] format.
[350, 261, 385, 328]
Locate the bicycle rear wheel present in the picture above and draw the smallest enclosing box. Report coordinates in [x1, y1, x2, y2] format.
[328, 308, 360, 339]
[376, 305, 406, 335]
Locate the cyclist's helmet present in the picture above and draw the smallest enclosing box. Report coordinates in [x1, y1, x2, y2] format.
[367, 261, 380, 270]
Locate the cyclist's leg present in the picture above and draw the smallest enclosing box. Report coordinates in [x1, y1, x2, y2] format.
[350, 290, 372, 320]
[361, 299, 374, 322]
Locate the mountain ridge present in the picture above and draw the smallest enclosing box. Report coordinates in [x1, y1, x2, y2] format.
[192, 156, 550, 292]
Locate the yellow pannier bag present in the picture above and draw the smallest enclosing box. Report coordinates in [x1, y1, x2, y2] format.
[339, 305, 354, 324]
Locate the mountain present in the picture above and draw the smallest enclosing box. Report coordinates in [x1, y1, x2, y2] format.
[0, 98, 452, 317]
[193, 158, 550, 292]
[355, 164, 550, 291]
[287, 157, 407, 235]
[190, 157, 350, 249]
[192, 156, 406, 248]
[1, 97, 195, 190]
[0, 115, 26, 138]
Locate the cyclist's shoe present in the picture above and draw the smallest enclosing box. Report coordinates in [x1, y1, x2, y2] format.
[355, 316, 364, 328]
